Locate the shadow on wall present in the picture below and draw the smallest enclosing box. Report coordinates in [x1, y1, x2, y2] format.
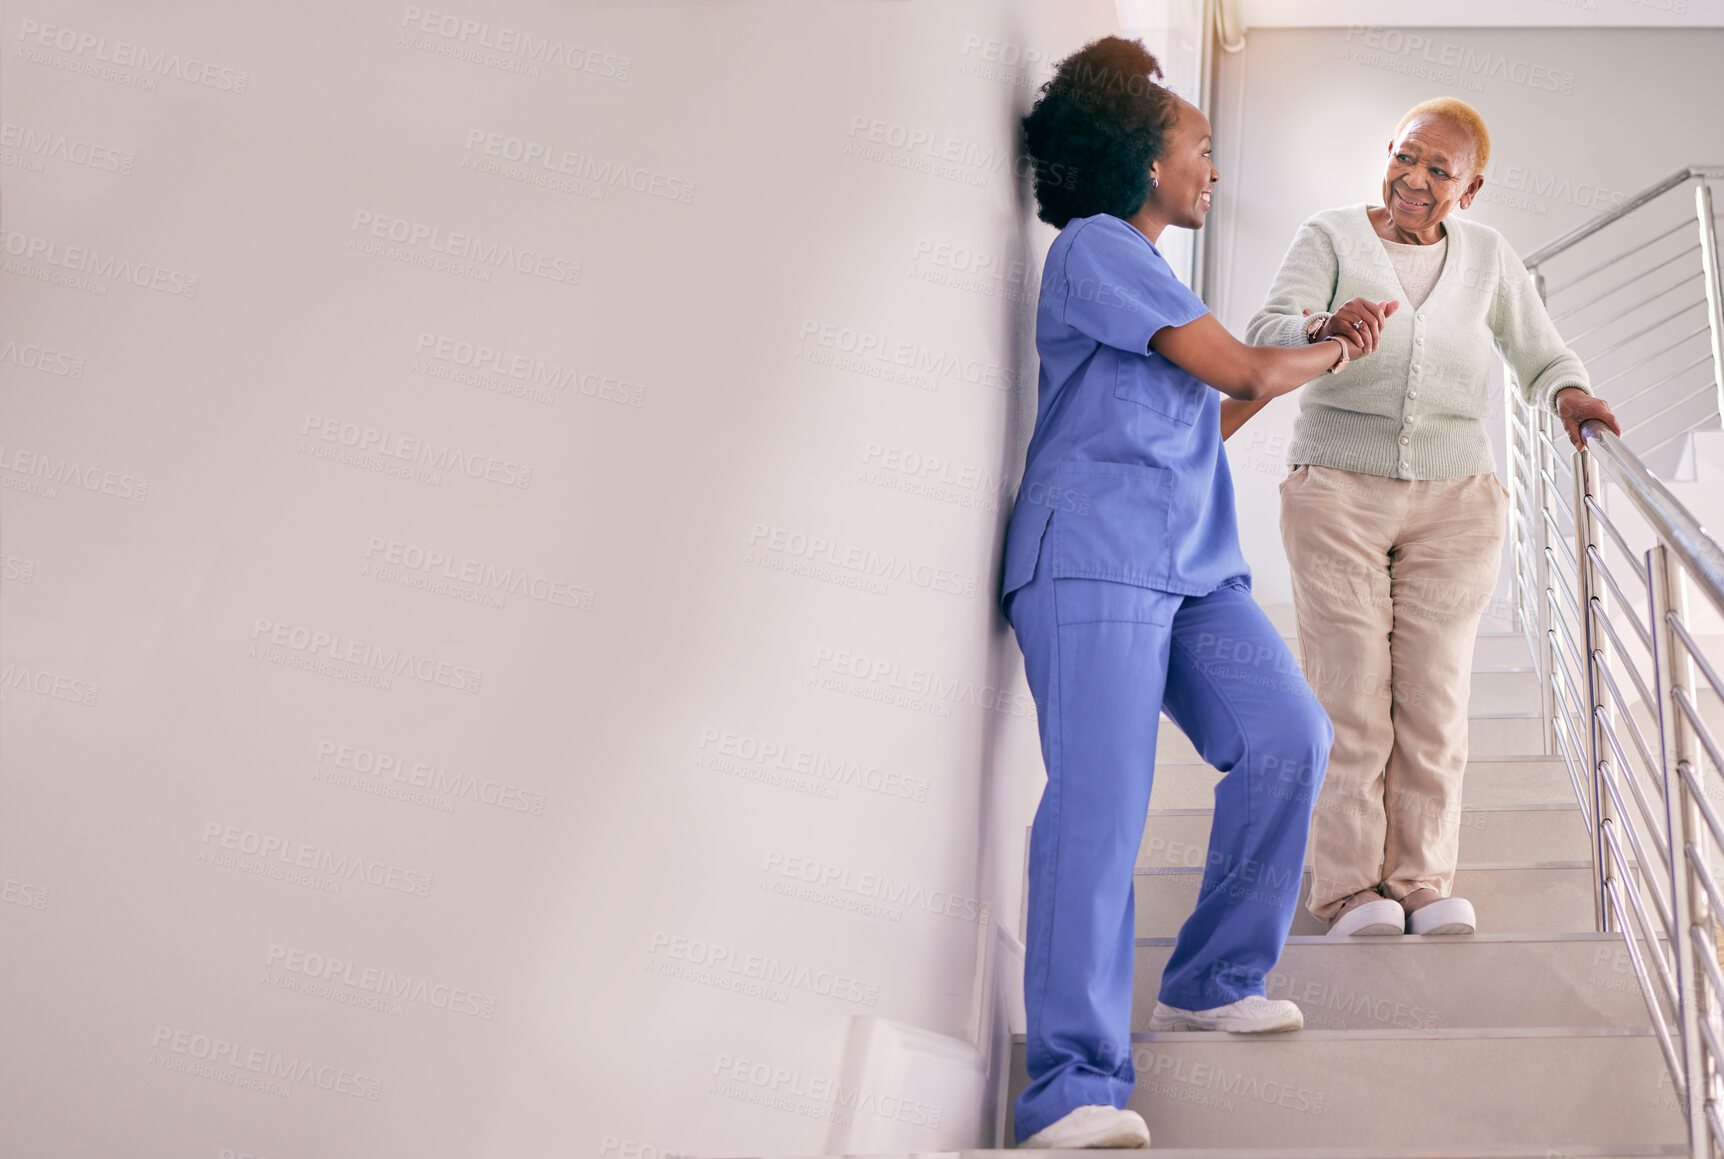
[820, 14, 1052, 1151]
[967, 26, 1047, 1138]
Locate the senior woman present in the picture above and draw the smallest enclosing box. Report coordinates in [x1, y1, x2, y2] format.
[1241, 97, 1621, 939]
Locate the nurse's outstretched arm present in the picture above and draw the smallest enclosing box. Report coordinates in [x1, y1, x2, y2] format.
[1148, 312, 1367, 404]
[1214, 305, 1392, 439]
[1219, 397, 1272, 441]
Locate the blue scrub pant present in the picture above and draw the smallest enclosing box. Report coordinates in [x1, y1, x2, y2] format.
[1004, 571, 1333, 1142]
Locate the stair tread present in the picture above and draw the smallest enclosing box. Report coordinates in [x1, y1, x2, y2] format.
[1135, 859, 1596, 874]
[1130, 863, 1601, 936]
[786, 1147, 1689, 1158]
[759, 1150, 1684, 1158]
[1146, 803, 1578, 815]
[1144, 751, 1565, 758]
[1138, 931, 1636, 945]
[1005, 1028, 1682, 1146]
[1012, 1025, 1663, 1043]
[1158, 711, 1541, 722]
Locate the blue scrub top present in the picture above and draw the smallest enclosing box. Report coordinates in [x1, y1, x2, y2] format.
[999, 213, 1252, 612]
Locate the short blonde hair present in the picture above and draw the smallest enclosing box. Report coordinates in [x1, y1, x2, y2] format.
[1394, 98, 1490, 173]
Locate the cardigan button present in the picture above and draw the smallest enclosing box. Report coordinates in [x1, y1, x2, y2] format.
[1401, 461, 1410, 471]
[1400, 435, 1410, 445]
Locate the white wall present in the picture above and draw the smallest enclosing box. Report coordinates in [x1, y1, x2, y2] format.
[1206, 22, 1724, 607]
[0, 2, 1126, 1155]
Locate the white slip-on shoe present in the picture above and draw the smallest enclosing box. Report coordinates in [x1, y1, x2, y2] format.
[1407, 895, 1476, 935]
[1019, 1104, 1150, 1148]
[1146, 993, 1304, 1033]
[1326, 896, 1406, 938]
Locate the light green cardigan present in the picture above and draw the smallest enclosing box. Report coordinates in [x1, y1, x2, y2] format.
[1245, 204, 1591, 480]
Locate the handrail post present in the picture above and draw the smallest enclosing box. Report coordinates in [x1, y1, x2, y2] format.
[1652, 544, 1716, 1156]
[1577, 443, 1615, 932]
[1536, 405, 1559, 756]
[1696, 180, 1724, 431]
[1521, 293, 1558, 758]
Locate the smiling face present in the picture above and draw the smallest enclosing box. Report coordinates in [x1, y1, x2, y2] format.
[1148, 99, 1219, 230]
[1382, 115, 1484, 238]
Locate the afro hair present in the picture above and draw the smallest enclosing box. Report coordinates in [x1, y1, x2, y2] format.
[1020, 36, 1184, 228]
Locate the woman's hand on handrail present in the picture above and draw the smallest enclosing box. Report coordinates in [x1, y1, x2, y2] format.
[1557, 387, 1622, 454]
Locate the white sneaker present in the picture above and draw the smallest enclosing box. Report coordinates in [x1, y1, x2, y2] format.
[1326, 896, 1405, 938]
[1019, 1104, 1150, 1148]
[1407, 895, 1476, 935]
[1146, 993, 1303, 1033]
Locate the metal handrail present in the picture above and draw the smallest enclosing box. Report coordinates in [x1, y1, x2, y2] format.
[1510, 164, 1724, 1158]
[1512, 406, 1724, 1157]
[1583, 426, 1724, 615]
[1522, 168, 1724, 480]
[1523, 167, 1724, 268]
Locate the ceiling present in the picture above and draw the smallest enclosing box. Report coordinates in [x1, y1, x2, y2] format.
[1240, 0, 1724, 27]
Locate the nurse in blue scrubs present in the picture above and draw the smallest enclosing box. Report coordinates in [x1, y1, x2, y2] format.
[1004, 38, 1383, 1150]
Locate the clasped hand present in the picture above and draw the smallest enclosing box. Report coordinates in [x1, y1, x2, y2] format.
[1317, 297, 1400, 356]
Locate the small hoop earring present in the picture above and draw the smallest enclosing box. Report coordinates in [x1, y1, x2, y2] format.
[1151, 177, 1159, 189]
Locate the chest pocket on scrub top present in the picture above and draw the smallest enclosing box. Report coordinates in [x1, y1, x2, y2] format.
[1113, 355, 1203, 427]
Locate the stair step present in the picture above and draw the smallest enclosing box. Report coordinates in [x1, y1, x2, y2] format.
[1274, 630, 1533, 671]
[1146, 667, 1535, 715]
[765, 1147, 1687, 1158]
[1139, 805, 1587, 868]
[1154, 714, 1544, 761]
[1005, 1028, 1682, 1149]
[1146, 756, 1576, 810]
[1470, 668, 1538, 713]
[1132, 933, 1657, 1032]
[1471, 633, 1534, 667]
[1131, 864, 1597, 937]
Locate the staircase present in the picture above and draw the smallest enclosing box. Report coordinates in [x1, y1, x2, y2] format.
[997, 614, 1686, 1155]
[742, 167, 1724, 1158]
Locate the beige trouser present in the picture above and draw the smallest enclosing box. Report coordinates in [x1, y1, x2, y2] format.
[1279, 464, 1509, 925]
